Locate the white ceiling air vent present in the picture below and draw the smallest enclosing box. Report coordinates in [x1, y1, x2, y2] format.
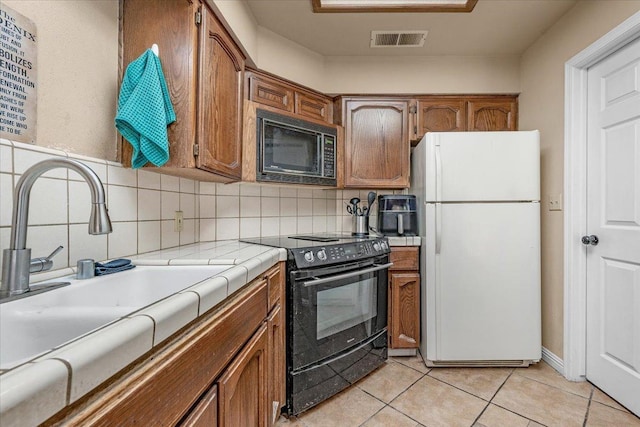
[370, 30, 428, 48]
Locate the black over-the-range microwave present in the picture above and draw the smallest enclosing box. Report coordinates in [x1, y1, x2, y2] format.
[255, 109, 337, 186]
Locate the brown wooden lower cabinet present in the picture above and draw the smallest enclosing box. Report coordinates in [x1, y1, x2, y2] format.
[179, 385, 218, 427]
[388, 247, 420, 350]
[390, 272, 420, 349]
[217, 323, 268, 427]
[43, 262, 285, 427]
[267, 304, 285, 425]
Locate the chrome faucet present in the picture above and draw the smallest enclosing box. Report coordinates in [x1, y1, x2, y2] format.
[1, 158, 113, 298]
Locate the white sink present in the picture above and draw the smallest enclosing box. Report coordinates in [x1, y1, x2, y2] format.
[0, 265, 232, 369]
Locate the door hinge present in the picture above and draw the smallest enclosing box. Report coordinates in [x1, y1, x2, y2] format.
[195, 9, 202, 25]
[413, 126, 417, 134]
[193, 144, 200, 156]
[409, 105, 417, 114]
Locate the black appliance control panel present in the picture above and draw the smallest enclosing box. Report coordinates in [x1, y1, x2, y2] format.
[291, 238, 390, 268]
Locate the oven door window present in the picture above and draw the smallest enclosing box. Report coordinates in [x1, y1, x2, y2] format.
[262, 120, 320, 176]
[316, 277, 376, 340]
[291, 263, 388, 370]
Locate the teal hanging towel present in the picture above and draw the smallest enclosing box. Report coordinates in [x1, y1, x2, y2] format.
[115, 49, 176, 169]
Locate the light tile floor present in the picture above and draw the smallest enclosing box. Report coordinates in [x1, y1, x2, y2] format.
[277, 356, 640, 427]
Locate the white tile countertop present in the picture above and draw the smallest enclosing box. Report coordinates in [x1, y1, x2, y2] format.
[0, 241, 286, 427]
[0, 237, 416, 426]
[386, 236, 421, 246]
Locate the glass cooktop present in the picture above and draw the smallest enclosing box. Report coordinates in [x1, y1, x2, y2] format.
[240, 233, 379, 249]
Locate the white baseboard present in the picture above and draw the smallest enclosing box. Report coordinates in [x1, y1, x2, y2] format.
[542, 346, 565, 375]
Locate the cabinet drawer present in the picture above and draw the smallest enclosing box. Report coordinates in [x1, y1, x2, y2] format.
[295, 92, 332, 122]
[389, 247, 419, 271]
[248, 75, 294, 113]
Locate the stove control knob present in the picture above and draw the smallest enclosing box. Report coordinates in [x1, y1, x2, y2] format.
[317, 249, 327, 261]
[304, 251, 314, 263]
[373, 242, 381, 251]
[381, 241, 388, 250]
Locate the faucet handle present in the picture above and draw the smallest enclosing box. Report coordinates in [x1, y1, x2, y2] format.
[30, 245, 64, 273]
[45, 245, 64, 260]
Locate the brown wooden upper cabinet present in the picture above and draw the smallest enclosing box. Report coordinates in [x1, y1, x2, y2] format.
[121, 0, 245, 182]
[410, 95, 518, 143]
[245, 69, 333, 123]
[413, 98, 466, 138]
[338, 98, 410, 188]
[467, 97, 518, 131]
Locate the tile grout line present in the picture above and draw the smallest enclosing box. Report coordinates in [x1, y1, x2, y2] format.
[424, 368, 552, 427]
[425, 371, 494, 403]
[487, 401, 552, 427]
[486, 369, 552, 427]
[512, 370, 593, 400]
[589, 383, 636, 415]
[485, 367, 515, 402]
[51, 357, 73, 406]
[582, 387, 594, 427]
[354, 360, 427, 425]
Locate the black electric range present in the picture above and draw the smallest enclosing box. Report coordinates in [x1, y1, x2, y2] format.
[241, 233, 391, 415]
[240, 233, 390, 269]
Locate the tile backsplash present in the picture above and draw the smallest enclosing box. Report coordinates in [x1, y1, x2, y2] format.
[1, 139, 400, 278]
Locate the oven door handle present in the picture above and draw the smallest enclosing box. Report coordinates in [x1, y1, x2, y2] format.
[302, 262, 394, 287]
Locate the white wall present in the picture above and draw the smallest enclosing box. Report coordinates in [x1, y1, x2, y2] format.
[3, 0, 119, 161]
[323, 55, 520, 94]
[519, 0, 640, 358]
[210, 0, 259, 64]
[211, 0, 520, 94]
[255, 27, 327, 91]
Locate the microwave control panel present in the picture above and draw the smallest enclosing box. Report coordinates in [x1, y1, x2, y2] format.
[323, 135, 335, 178]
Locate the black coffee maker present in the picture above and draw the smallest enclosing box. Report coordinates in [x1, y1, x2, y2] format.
[377, 195, 418, 236]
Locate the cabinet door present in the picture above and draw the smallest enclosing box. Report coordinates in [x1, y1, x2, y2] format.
[248, 74, 294, 112]
[179, 385, 218, 427]
[390, 272, 420, 349]
[218, 323, 268, 427]
[415, 99, 466, 141]
[197, 6, 244, 179]
[295, 92, 332, 123]
[344, 100, 410, 188]
[467, 98, 517, 131]
[266, 264, 283, 312]
[267, 304, 285, 425]
[121, 0, 198, 169]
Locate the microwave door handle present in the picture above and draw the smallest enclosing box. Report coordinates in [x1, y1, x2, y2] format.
[303, 263, 394, 287]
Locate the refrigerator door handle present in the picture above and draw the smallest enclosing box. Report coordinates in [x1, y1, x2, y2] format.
[435, 143, 442, 202]
[435, 203, 442, 255]
[435, 142, 443, 255]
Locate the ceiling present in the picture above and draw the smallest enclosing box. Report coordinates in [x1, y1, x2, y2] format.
[245, 0, 579, 57]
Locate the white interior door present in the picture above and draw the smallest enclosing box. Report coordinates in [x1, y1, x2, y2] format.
[586, 35, 640, 416]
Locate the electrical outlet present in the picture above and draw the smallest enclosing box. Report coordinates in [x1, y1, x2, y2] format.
[174, 211, 184, 232]
[548, 194, 563, 211]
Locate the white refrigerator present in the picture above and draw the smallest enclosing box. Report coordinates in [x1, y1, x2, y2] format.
[410, 131, 541, 367]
